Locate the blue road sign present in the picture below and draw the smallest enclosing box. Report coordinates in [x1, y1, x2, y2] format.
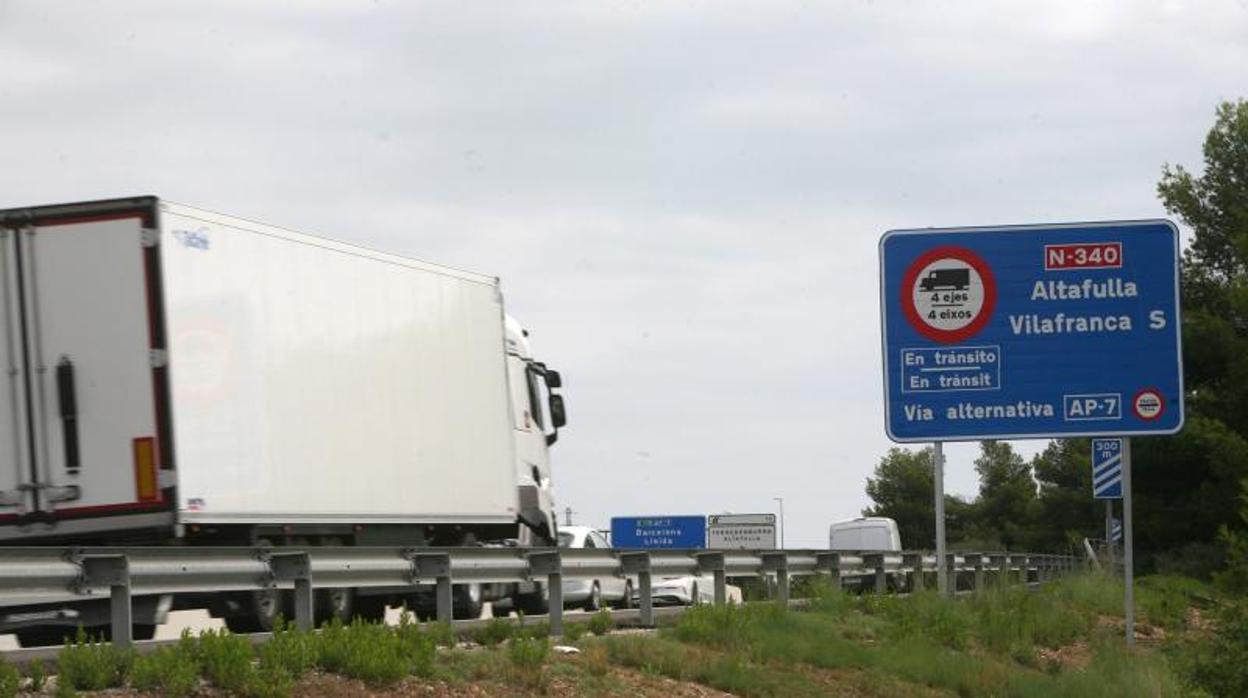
[610, 515, 706, 549]
[880, 221, 1183, 441]
[1110, 517, 1123, 544]
[1092, 438, 1124, 499]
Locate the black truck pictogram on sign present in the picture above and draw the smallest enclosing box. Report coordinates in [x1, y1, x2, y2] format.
[919, 267, 970, 291]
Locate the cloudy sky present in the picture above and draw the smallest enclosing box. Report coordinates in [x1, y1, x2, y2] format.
[3, 1, 1246, 547]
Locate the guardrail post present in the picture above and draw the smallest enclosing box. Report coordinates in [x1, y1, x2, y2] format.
[409, 552, 453, 624]
[863, 554, 886, 594]
[75, 554, 132, 646]
[902, 553, 924, 592]
[970, 554, 985, 593]
[1010, 555, 1029, 587]
[268, 551, 313, 631]
[528, 551, 562, 636]
[620, 552, 653, 626]
[815, 552, 841, 591]
[945, 553, 958, 594]
[696, 552, 727, 605]
[761, 553, 789, 605]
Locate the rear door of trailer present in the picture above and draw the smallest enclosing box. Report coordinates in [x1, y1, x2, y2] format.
[0, 199, 173, 538]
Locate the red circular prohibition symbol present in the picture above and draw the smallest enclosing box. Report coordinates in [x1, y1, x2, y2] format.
[901, 245, 997, 344]
[1131, 388, 1165, 421]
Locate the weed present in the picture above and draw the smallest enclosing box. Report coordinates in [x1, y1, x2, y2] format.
[516, 621, 551, 639]
[426, 619, 457, 648]
[581, 641, 610, 677]
[562, 622, 587, 642]
[588, 608, 614, 636]
[395, 609, 439, 677]
[26, 658, 46, 692]
[316, 617, 412, 685]
[131, 645, 199, 697]
[244, 663, 295, 698]
[57, 628, 132, 690]
[507, 636, 550, 691]
[258, 618, 317, 679]
[0, 660, 18, 698]
[197, 628, 257, 693]
[875, 590, 974, 649]
[472, 617, 513, 646]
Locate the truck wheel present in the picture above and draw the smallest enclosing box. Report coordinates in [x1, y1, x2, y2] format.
[316, 586, 355, 626]
[615, 581, 634, 610]
[315, 537, 355, 626]
[353, 595, 388, 624]
[584, 582, 602, 612]
[453, 583, 484, 620]
[15, 627, 75, 648]
[133, 624, 157, 641]
[225, 588, 288, 633]
[518, 584, 550, 616]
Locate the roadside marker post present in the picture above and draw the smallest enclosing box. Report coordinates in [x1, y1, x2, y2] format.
[880, 221, 1183, 634]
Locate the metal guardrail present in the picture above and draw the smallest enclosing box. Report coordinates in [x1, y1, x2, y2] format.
[0, 546, 1078, 648]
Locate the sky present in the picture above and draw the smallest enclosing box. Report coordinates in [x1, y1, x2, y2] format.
[2, 1, 1246, 548]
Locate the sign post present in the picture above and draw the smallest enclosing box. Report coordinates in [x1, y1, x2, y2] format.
[1123, 439, 1135, 644]
[880, 221, 1183, 636]
[934, 441, 947, 595]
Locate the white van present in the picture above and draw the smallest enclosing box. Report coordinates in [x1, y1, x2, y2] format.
[829, 517, 902, 551]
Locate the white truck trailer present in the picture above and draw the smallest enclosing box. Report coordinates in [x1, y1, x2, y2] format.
[0, 196, 566, 644]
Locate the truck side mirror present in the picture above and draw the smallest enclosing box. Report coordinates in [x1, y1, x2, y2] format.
[545, 370, 562, 389]
[549, 394, 567, 429]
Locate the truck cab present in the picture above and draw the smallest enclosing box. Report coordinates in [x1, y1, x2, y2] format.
[505, 315, 564, 545]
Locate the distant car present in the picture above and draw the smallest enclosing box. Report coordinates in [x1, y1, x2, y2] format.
[828, 517, 902, 552]
[634, 574, 717, 607]
[558, 526, 634, 611]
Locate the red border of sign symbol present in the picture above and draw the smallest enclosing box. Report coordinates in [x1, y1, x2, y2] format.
[900, 245, 998, 344]
[1132, 388, 1165, 421]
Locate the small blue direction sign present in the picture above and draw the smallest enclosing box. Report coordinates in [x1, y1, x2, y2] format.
[1110, 517, 1123, 544]
[1092, 438, 1124, 499]
[880, 221, 1183, 441]
[610, 515, 707, 549]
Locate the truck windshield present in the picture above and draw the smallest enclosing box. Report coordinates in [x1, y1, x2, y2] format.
[526, 366, 545, 430]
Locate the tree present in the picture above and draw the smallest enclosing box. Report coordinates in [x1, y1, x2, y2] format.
[972, 441, 1036, 549]
[862, 447, 976, 550]
[863, 447, 935, 549]
[1029, 439, 1101, 552]
[1142, 99, 1248, 574]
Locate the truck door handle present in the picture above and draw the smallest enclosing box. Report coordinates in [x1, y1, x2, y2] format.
[56, 356, 80, 473]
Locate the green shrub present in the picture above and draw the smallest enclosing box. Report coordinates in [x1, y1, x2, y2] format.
[472, 617, 513, 646]
[507, 636, 550, 690]
[131, 645, 199, 697]
[258, 619, 317, 679]
[395, 610, 439, 677]
[588, 608, 615, 636]
[516, 621, 550, 640]
[426, 619, 456, 648]
[57, 628, 132, 690]
[875, 591, 974, 650]
[316, 617, 412, 686]
[26, 658, 46, 692]
[1173, 598, 1248, 696]
[1137, 575, 1212, 629]
[561, 622, 587, 642]
[197, 629, 257, 693]
[0, 660, 19, 698]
